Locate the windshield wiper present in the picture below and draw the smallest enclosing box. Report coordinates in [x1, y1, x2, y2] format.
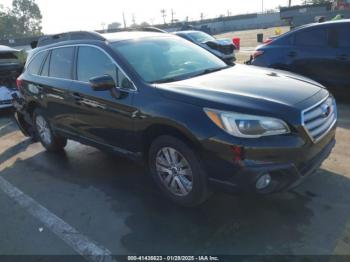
[152, 66, 232, 84]
[152, 76, 187, 84]
[191, 66, 231, 78]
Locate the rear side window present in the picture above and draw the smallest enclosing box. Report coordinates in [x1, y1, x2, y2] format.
[50, 47, 74, 79]
[337, 26, 350, 48]
[295, 28, 327, 47]
[27, 51, 47, 75]
[77, 46, 117, 83]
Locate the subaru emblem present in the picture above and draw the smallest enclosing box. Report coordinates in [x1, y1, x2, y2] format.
[321, 104, 331, 118]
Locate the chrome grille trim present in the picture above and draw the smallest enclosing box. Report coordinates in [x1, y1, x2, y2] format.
[301, 96, 337, 143]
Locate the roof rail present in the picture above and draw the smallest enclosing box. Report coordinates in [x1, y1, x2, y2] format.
[37, 31, 106, 48]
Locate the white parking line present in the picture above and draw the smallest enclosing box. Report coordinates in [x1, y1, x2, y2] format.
[0, 176, 116, 262]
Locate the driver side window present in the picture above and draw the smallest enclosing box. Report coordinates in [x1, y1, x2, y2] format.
[77, 46, 117, 83]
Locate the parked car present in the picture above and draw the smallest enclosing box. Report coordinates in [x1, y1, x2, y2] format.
[13, 31, 337, 206]
[174, 30, 236, 64]
[0, 45, 22, 109]
[249, 20, 350, 96]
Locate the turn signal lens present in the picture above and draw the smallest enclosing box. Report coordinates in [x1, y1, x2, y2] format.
[205, 110, 224, 129]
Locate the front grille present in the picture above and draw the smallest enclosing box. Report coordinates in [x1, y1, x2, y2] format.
[302, 96, 337, 143]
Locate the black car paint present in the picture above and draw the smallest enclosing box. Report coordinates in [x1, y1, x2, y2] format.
[14, 33, 336, 194]
[251, 20, 350, 95]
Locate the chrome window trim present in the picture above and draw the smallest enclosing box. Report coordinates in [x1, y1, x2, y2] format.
[301, 95, 337, 143]
[26, 44, 138, 92]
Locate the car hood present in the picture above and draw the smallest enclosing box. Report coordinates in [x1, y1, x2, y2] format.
[156, 64, 325, 108]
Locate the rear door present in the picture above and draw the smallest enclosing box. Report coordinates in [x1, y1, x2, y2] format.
[39, 46, 77, 134]
[289, 26, 331, 85]
[70, 45, 137, 153]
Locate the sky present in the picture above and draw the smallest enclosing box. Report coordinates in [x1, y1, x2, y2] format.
[1, 0, 303, 34]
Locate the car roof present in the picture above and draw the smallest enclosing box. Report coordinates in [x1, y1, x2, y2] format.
[30, 31, 173, 56]
[295, 19, 350, 30]
[102, 31, 169, 42]
[174, 30, 205, 35]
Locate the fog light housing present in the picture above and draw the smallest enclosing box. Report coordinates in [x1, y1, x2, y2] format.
[256, 174, 272, 190]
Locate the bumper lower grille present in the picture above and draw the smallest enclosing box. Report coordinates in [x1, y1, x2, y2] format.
[302, 96, 337, 143]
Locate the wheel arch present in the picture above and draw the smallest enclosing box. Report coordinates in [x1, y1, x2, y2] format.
[142, 123, 202, 161]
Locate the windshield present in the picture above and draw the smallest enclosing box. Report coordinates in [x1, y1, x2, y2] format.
[189, 31, 215, 43]
[111, 36, 227, 83]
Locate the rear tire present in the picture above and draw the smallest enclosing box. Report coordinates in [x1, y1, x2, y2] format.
[33, 109, 67, 152]
[148, 135, 209, 207]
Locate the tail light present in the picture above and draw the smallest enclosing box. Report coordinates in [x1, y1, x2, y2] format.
[252, 50, 264, 60]
[16, 78, 23, 90]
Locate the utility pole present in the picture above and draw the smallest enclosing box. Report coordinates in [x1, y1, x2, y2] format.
[132, 14, 136, 25]
[227, 10, 231, 17]
[171, 9, 175, 24]
[122, 12, 127, 28]
[200, 12, 204, 21]
[262, 0, 264, 13]
[161, 9, 167, 24]
[288, 0, 292, 7]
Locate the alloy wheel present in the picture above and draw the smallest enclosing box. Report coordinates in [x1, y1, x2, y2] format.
[156, 147, 193, 197]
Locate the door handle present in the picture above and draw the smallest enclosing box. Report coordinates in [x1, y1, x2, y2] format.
[288, 51, 297, 58]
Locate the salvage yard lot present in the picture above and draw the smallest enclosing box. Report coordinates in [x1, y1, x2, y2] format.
[0, 103, 350, 256]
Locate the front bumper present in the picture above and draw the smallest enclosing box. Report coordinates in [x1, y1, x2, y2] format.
[203, 124, 336, 194]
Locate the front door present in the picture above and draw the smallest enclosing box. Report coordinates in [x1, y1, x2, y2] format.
[70, 45, 138, 153]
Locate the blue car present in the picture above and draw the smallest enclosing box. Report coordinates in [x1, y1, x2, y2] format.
[250, 20, 350, 96]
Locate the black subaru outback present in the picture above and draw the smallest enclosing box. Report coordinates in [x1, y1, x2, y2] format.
[13, 31, 337, 206]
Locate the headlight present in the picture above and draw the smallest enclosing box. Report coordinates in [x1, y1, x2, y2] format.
[204, 108, 290, 138]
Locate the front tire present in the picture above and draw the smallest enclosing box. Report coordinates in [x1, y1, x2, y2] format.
[33, 109, 67, 152]
[148, 135, 209, 207]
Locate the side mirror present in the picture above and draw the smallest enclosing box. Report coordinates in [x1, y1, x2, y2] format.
[89, 75, 115, 91]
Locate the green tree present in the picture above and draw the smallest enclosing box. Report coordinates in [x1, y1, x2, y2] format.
[0, 0, 42, 39]
[11, 0, 42, 36]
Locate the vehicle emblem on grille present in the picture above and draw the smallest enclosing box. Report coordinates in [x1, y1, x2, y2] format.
[321, 103, 331, 118]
